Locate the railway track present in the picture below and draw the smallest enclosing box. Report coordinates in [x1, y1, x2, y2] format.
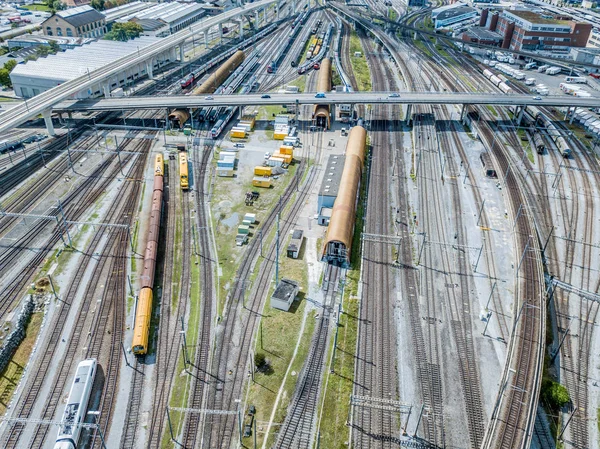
[275, 265, 341, 449]
[200, 130, 322, 449]
[2, 137, 150, 449]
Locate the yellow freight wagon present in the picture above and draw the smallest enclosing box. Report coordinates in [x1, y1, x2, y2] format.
[252, 176, 273, 188]
[279, 145, 294, 155]
[254, 166, 272, 176]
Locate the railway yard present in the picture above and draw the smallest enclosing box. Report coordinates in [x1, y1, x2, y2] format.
[1, 0, 600, 448]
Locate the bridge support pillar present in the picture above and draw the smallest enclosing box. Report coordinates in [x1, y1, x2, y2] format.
[42, 109, 55, 136]
[103, 83, 111, 98]
[292, 0, 296, 13]
[276, 2, 279, 20]
[569, 107, 575, 124]
[405, 104, 412, 126]
[146, 61, 154, 79]
[219, 22, 223, 39]
[204, 31, 208, 48]
[239, 19, 244, 38]
[515, 105, 525, 126]
[254, 11, 258, 27]
[180, 45, 185, 62]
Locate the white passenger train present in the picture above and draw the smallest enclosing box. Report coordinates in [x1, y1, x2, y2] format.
[54, 358, 97, 449]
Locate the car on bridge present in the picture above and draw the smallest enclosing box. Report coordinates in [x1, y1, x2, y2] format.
[261, 94, 271, 99]
[532, 96, 542, 100]
[315, 92, 326, 98]
[205, 96, 214, 100]
[388, 93, 400, 98]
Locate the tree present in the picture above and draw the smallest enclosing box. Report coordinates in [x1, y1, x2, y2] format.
[91, 0, 105, 11]
[4, 59, 17, 72]
[0, 69, 11, 88]
[48, 41, 60, 53]
[541, 379, 570, 409]
[104, 22, 144, 41]
[254, 352, 266, 369]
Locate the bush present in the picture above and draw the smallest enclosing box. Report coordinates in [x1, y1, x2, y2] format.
[541, 379, 570, 409]
[254, 352, 266, 368]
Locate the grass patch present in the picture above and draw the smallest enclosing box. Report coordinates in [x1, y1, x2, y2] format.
[413, 39, 433, 58]
[349, 31, 372, 91]
[21, 3, 51, 10]
[210, 161, 299, 315]
[0, 312, 43, 416]
[244, 260, 313, 448]
[388, 7, 398, 21]
[161, 256, 202, 448]
[287, 75, 307, 93]
[486, 105, 498, 117]
[318, 295, 359, 447]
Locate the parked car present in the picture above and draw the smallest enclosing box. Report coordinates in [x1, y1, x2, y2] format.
[234, 143, 244, 148]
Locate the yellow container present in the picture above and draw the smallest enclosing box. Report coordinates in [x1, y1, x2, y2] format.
[231, 130, 246, 138]
[241, 115, 256, 128]
[252, 176, 272, 188]
[279, 145, 294, 155]
[273, 152, 293, 164]
[254, 166, 272, 176]
[273, 131, 287, 140]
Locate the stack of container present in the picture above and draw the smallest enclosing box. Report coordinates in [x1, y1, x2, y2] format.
[217, 153, 236, 177]
[242, 213, 256, 226]
[271, 144, 293, 164]
[274, 124, 289, 140]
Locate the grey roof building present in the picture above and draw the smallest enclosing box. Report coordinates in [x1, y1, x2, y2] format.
[42, 6, 107, 38]
[271, 279, 300, 312]
[287, 230, 304, 259]
[317, 154, 345, 226]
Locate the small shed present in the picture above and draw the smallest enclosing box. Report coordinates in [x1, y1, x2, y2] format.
[480, 152, 497, 178]
[270, 278, 300, 312]
[287, 229, 304, 259]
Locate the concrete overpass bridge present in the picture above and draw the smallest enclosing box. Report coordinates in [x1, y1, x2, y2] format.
[0, 0, 295, 137]
[55, 92, 599, 126]
[55, 92, 600, 110]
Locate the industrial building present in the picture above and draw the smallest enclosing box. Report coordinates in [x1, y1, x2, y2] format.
[103, 1, 154, 25]
[461, 27, 503, 47]
[117, 2, 207, 37]
[431, 3, 478, 29]
[317, 154, 345, 226]
[494, 10, 592, 52]
[287, 230, 304, 259]
[10, 36, 171, 99]
[42, 6, 107, 38]
[270, 279, 300, 312]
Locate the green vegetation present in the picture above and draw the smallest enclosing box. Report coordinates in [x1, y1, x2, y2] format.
[0, 312, 43, 416]
[243, 251, 313, 448]
[318, 296, 359, 447]
[486, 105, 498, 117]
[22, 3, 51, 10]
[44, 0, 65, 12]
[413, 39, 433, 58]
[287, 76, 306, 93]
[104, 22, 144, 41]
[162, 255, 202, 448]
[349, 31, 372, 91]
[20, 42, 61, 64]
[541, 379, 570, 409]
[0, 59, 17, 88]
[388, 7, 398, 21]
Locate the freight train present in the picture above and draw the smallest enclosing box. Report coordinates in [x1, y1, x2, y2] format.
[54, 358, 97, 449]
[169, 51, 245, 127]
[180, 152, 189, 189]
[132, 155, 164, 355]
[296, 23, 333, 75]
[481, 68, 513, 93]
[267, 10, 310, 73]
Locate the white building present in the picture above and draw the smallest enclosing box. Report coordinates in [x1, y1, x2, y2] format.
[10, 36, 176, 98]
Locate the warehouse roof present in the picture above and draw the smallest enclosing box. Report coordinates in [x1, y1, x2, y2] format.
[118, 2, 204, 25]
[319, 154, 345, 197]
[504, 10, 570, 25]
[463, 27, 503, 41]
[436, 6, 477, 22]
[103, 1, 154, 23]
[10, 36, 161, 82]
[54, 5, 105, 27]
